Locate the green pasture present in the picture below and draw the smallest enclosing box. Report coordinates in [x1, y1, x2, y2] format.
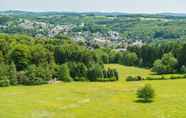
[0, 64, 186, 118]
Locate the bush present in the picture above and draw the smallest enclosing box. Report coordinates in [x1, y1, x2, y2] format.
[21, 77, 47, 85]
[146, 76, 167, 80]
[146, 75, 185, 80]
[126, 76, 144, 81]
[17, 67, 48, 85]
[160, 76, 166, 80]
[146, 76, 158, 80]
[96, 77, 118, 82]
[74, 77, 87, 81]
[170, 75, 182, 80]
[0, 79, 10, 87]
[137, 84, 155, 102]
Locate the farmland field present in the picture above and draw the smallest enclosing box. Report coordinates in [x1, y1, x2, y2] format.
[1, 64, 186, 118]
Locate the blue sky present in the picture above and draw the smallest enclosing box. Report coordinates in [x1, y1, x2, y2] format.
[1, 0, 186, 13]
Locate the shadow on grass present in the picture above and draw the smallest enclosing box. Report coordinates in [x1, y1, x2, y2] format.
[134, 99, 153, 103]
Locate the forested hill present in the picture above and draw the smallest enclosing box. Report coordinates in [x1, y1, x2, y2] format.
[1, 11, 186, 44]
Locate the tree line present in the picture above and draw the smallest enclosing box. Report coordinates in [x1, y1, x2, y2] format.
[0, 34, 118, 87]
[98, 40, 186, 74]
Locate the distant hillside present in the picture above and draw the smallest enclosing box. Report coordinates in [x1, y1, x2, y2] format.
[1, 10, 186, 44]
[1, 10, 186, 17]
[159, 13, 186, 17]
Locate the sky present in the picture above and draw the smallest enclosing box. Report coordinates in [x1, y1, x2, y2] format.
[1, 0, 186, 13]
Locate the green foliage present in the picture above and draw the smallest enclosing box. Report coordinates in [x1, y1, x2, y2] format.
[74, 77, 87, 81]
[0, 79, 10, 87]
[0, 16, 11, 25]
[177, 44, 186, 67]
[10, 44, 31, 71]
[9, 62, 18, 85]
[30, 45, 51, 65]
[126, 76, 144, 81]
[180, 65, 186, 73]
[145, 76, 166, 80]
[95, 49, 110, 64]
[121, 51, 139, 66]
[54, 44, 97, 65]
[21, 65, 52, 85]
[87, 65, 119, 82]
[152, 53, 178, 74]
[0, 34, 120, 86]
[0, 63, 8, 78]
[0, 62, 17, 86]
[68, 62, 88, 79]
[2, 12, 186, 42]
[58, 64, 73, 82]
[21, 77, 47, 85]
[137, 84, 155, 102]
[139, 45, 159, 67]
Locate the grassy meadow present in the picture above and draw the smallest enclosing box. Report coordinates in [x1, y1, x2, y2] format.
[1, 64, 186, 118]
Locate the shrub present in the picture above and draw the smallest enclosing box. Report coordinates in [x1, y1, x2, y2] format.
[126, 76, 144, 81]
[0, 79, 10, 87]
[137, 84, 155, 102]
[126, 76, 135, 81]
[74, 77, 87, 81]
[145, 76, 162, 80]
[18, 65, 49, 85]
[109, 77, 118, 81]
[145, 76, 166, 80]
[21, 77, 47, 85]
[96, 77, 117, 82]
[160, 76, 166, 80]
[170, 75, 182, 80]
[146, 75, 185, 80]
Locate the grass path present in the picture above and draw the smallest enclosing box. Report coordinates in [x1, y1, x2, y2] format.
[105, 64, 153, 80]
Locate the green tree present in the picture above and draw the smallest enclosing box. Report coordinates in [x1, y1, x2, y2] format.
[121, 51, 138, 66]
[140, 45, 159, 67]
[0, 63, 10, 87]
[177, 44, 186, 67]
[23, 65, 48, 85]
[152, 53, 178, 74]
[9, 62, 18, 85]
[137, 84, 155, 102]
[58, 64, 73, 82]
[113, 69, 119, 80]
[10, 44, 31, 71]
[30, 45, 49, 65]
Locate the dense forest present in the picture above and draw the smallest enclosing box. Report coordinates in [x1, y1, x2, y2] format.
[117, 40, 186, 74]
[0, 34, 118, 87]
[1, 33, 186, 86]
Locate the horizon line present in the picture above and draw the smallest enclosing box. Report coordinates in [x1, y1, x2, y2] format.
[1, 9, 186, 14]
